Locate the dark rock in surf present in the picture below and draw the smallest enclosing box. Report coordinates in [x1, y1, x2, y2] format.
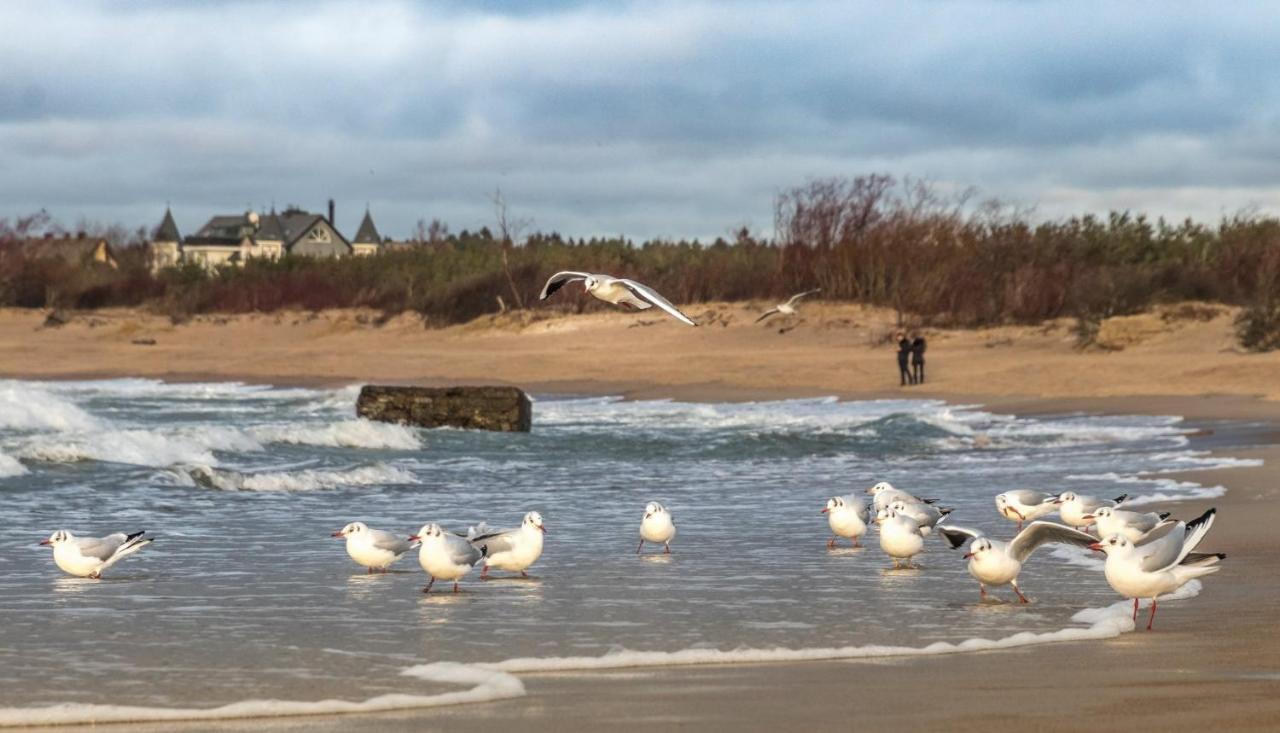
[356, 385, 532, 432]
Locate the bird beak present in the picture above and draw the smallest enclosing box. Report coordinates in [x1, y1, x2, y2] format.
[820, 508, 829, 514]
[1053, 499, 1063, 504]
[539, 525, 546, 534]
[1081, 514, 1094, 520]
[38, 539, 51, 546]
[408, 535, 420, 542]
[962, 552, 974, 559]
[644, 513, 651, 520]
[1088, 542, 1104, 552]
[331, 531, 345, 538]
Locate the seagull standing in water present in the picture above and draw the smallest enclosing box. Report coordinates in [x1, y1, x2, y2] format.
[1085, 506, 1173, 543]
[332, 522, 414, 573]
[995, 490, 1059, 530]
[888, 499, 952, 535]
[755, 289, 821, 323]
[638, 502, 676, 554]
[538, 272, 697, 326]
[1091, 508, 1223, 630]
[874, 508, 927, 569]
[866, 481, 937, 512]
[40, 529, 152, 579]
[468, 511, 546, 579]
[1054, 491, 1128, 530]
[822, 495, 869, 548]
[413, 523, 485, 593]
[939, 522, 1097, 602]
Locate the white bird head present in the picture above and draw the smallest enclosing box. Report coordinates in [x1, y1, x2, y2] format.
[524, 511, 546, 533]
[874, 508, 892, 524]
[583, 275, 599, 291]
[822, 497, 844, 514]
[995, 493, 1008, 507]
[1089, 533, 1131, 555]
[889, 500, 909, 513]
[332, 521, 368, 539]
[410, 523, 443, 542]
[963, 537, 994, 559]
[866, 481, 896, 496]
[1055, 491, 1078, 505]
[39, 529, 73, 547]
[1087, 506, 1114, 521]
[644, 502, 667, 519]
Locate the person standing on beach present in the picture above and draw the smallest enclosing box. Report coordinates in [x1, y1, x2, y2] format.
[896, 331, 914, 386]
[911, 333, 926, 385]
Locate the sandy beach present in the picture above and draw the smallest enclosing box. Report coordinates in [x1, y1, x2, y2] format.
[2, 304, 1278, 732]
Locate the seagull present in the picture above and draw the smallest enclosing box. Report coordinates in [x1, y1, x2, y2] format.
[1084, 506, 1174, 543]
[538, 271, 697, 326]
[39, 529, 152, 579]
[755, 289, 821, 323]
[1091, 508, 1224, 630]
[995, 490, 1060, 530]
[638, 502, 676, 554]
[411, 523, 485, 593]
[467, 511, 546, 579]
[331, 521, 414, 574]
[822, 495, 869, 548]
[1054, 491, 1128, 530]
[866, 481, 938, 512]
[888, 499, 952, 535]
[938, 522, 1097, 602]
[874, 508, 927, 569]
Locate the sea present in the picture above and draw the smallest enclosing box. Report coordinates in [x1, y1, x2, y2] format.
[0, 379, 1256, 726]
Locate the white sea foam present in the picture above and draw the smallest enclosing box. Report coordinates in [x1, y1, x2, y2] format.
[0, 381, 101, 432]
[186, 464, 415, 492]
[1065, 472, 1227, 506]
[0, 451, 26, 478]
[249, 420, 421, 450]
[19, 426, 262, 467]
[0, 663, 523, 728]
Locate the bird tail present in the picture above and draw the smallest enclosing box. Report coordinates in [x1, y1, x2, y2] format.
[1172, 508, 1217, 566]
[101, 534, 153, 572]
[1157, 512, 1172, 520]
[1112, 494, 1129, 505]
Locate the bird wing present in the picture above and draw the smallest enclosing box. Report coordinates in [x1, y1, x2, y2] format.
[539, 271, 591, 300]
[1008, 521, 1097, 563]
[937, 525, 984, 550]
[368, 529, 412, 555]
[1005, 489, 1054, 506]
[784, 289, 821, 307]
[76, 533, 130, 561]
[754, 308, 780, 323]
[446, 534, 484, 566]
[1141, 508, 1215, 572]
[470, 528, 519, 556]
[615, 279, 697, 326]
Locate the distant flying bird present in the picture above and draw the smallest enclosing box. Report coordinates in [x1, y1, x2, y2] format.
[412, 523, 485, 593]
[332, 521, 413, 573]
[466, 511, 546, 579]
[1091, 508, 1223, 630]
[755, 289, 821, 323]
[40, 529, 153, 578]
[939, 521, 1097, 603]
[638, 502, 676, 554]
[538, 271, 697, 326]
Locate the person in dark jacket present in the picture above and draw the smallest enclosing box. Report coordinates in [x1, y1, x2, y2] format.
[911, 333, 926, 385]
[896, 331, 914, 386]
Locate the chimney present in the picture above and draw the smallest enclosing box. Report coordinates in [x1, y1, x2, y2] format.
[328, 199, 335, 226]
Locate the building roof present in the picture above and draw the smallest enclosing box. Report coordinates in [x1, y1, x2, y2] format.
[155, 208, 181, 242]
[257, 211, 285, 241]
[20, 234, 118, 268]
[353, 210, 382, 245]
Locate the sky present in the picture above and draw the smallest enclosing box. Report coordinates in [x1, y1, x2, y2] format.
[2, 0, 1279, 241]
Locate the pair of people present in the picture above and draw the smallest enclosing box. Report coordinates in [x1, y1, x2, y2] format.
[896, 331, 926, 386]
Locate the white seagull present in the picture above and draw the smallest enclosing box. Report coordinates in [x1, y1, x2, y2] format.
[412, 523, 485, 593]
[39, 529, 153, 579]
[1084, 506, 1173, 543]
[467, 511, 546, 579]
[866, 481, 938, 512]
[822, 495, 869, 548]
[1090, 508, 1223, 630]
[1054, 491, 1128, 530]
[995, 490, 1060, 530]
[874, 508, 928, 569]
[331, 521, 414, 574]
[755, 289, 821, 323]
[538, 271, 697, 326]
[638, 502, 676, 554]
[939, 522, 1097, 602]
[888, 499, 952, 535]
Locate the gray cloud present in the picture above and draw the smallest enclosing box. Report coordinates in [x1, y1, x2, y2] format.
[2, 0, 1280, 240]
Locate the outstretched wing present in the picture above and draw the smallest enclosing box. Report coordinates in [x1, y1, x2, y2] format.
[754, 308, 780, 323]
[1140, 508, 1215, 572]
[784, 289, 821, 307]
[539, 271, 591, 300]
[1009, 521, 1096, 563]
[616, 279, 697, 326]
[937, 525, 984, 550]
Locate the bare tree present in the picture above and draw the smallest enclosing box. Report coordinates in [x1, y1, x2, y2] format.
[491, 188, 532, 310]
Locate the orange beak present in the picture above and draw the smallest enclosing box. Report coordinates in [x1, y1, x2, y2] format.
[408, 535, 420, 542]
[39, 539, 52, 546]
[1081, 514, 1094, 520]
[821, 508, 829, 514]
[539, 525, 546, 534]
[1088, 542, 1104, 551]
[331, 531, 345, 538]
[963, 552, 974, 559]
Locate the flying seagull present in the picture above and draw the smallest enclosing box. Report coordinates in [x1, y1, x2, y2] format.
[539, 271, 697, 326]
[755, 289, 821, 323]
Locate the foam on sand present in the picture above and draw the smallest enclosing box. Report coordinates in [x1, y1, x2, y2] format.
[0, 664, 524, 728]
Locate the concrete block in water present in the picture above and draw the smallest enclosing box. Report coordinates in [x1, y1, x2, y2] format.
[355, 385, 532, 432]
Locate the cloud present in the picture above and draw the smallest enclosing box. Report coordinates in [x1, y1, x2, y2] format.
[1, 0, 1279, 239]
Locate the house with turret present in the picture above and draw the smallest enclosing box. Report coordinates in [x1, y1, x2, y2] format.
[149, 200, 387, 271]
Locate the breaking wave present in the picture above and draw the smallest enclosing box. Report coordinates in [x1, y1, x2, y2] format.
[182, 464, 416, 492]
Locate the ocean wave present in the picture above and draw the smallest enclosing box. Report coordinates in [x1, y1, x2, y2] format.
[249, 420, 421, 450]
[1064, 472, 1227, 506]
[18, 426, 261, 467]
[0, 451, 26, 478]
[0, 381, 101, 432]
[184, 464, 416, 492]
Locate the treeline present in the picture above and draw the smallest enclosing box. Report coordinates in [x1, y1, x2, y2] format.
[1, 176, 1278, 348]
